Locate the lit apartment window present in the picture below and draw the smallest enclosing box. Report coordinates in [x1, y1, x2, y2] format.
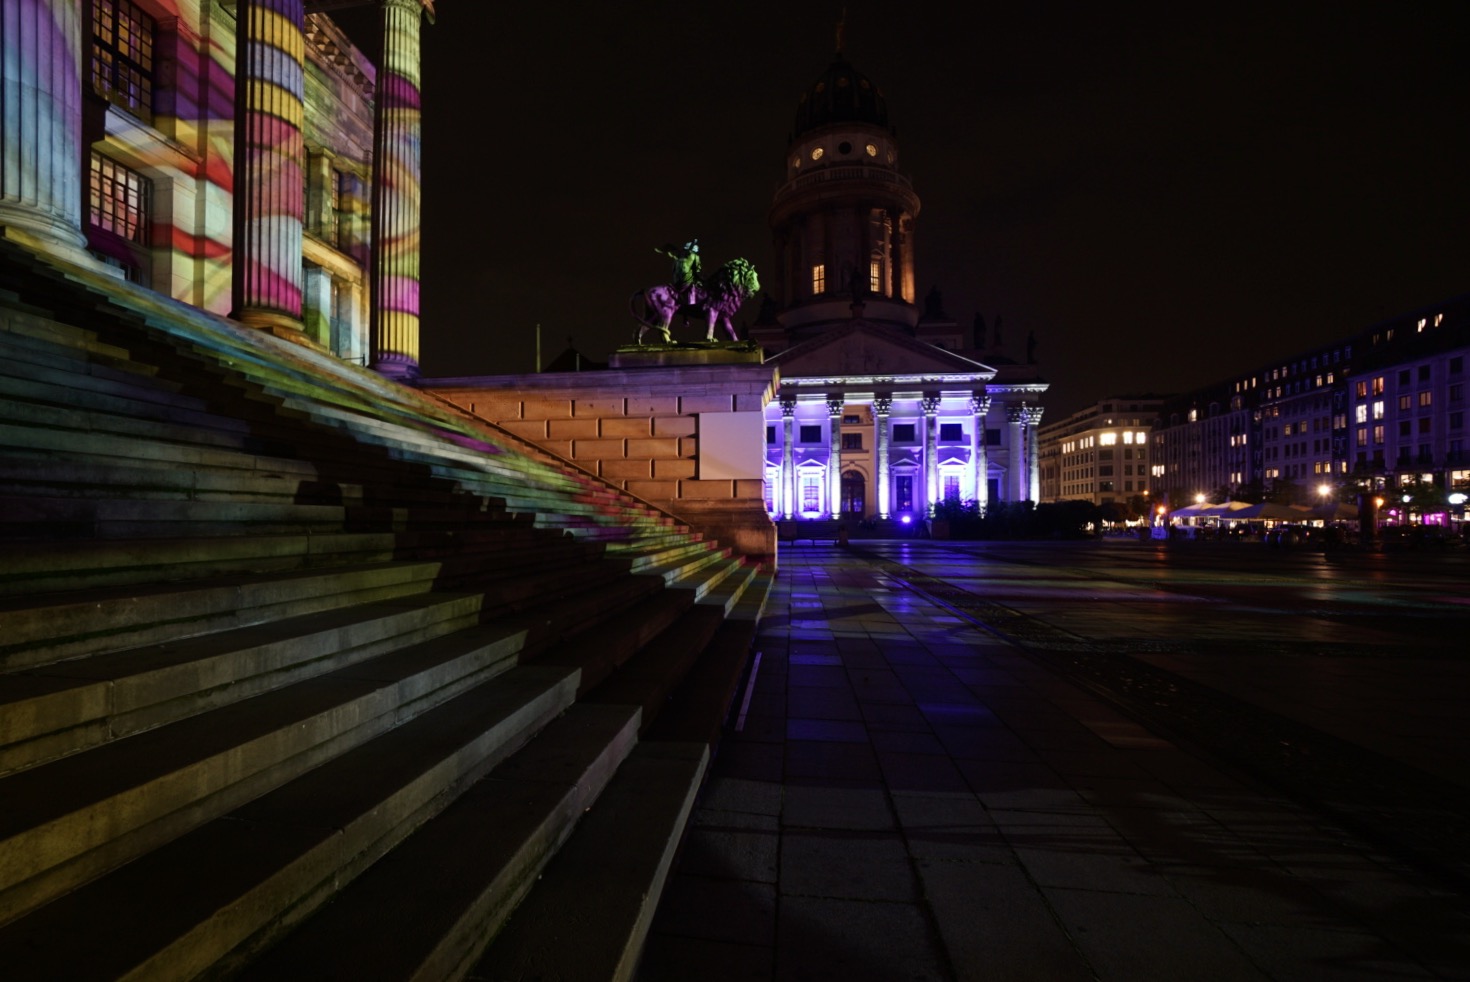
[91, 0, 154, 120]
[1372, 400, 1384, 420]
[1420, 391, 1433, 408]
[869, 260, 882, 293]
[811, 264, 825, 294]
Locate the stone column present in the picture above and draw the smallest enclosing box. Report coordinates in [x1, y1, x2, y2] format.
[874, 395, 891, 518]
[827, 395, 843, 517]
[1024, 406, 1044, 502]
[0, 0, 87, 249]
[369, 0, 428, 380]
[970, 393, 990, 511]
[232, 0, 306, 334]
[1007, 406, 1026, 502]
[922, 393, 940, 514]
[780, 396, 796, 520]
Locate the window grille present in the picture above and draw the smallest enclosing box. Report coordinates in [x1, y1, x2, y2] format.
[91, 0, 154, 120]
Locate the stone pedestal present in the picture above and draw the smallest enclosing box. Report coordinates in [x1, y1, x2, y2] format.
[423, 361, 780, 561]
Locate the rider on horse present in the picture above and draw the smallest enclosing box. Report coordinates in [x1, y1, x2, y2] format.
[655, 239, 701, 307]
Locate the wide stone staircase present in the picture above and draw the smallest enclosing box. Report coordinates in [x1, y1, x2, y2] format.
[0, 236, 771, 980]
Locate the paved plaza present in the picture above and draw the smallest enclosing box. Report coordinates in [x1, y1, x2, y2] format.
[638, 539, 1470, 981]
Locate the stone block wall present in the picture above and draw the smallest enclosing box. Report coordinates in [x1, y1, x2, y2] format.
[422, 363, 780, 560]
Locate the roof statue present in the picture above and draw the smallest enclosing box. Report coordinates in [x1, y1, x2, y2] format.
[630, 246, 760, 346]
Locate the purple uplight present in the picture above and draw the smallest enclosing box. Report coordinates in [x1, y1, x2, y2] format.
[900, 515, 911, 524]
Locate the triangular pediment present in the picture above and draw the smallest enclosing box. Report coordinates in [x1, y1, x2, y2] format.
[769, 320, 993, 380]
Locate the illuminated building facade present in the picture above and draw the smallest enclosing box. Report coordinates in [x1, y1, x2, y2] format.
[1038, 396, 1163, 507]
[1151, 296, 1469, 511]
[752, 50, 1047, 523]
[0, 0, 429, 376]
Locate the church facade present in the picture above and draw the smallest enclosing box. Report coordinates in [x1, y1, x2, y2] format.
[749, 52, 1047, 523]
[0, 0, 429, 377]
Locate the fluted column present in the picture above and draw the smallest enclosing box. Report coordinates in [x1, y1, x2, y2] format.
[1007, 406, 1026, 502]
[231, 0, 306, 333]
[922, 393, 940, 514]
[0, 0, 86, 248]
[970, 393, 990, 511]
[1024, 406, 1044, 502]
[780, 396, 796, 520]
[873, 396, 892, 518]
[369, 0, 427, 380]
[826, 395, 843, 517]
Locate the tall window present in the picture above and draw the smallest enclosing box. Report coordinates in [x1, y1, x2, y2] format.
[895, 475, 913, 512]
[91, 0, 155, 120]
[801, 476, 822, 514]
[811, 264, 825, 294]
[89, 152, 149, 245]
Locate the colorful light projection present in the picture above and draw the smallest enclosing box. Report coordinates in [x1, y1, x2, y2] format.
[232, 0, 306, 331]
[369, 0, 425, 380]
[0, 0, 87, 248]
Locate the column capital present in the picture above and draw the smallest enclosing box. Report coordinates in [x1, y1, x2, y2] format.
[780, 395, 797, 416]
[826, 396, 844, 417]
[873, 395, 892, 416]
[1022, 406, 1044, 426]
[921, 393, 941, 416]
[1006, 405, 1028, 424]
[969, 394, 990, 416]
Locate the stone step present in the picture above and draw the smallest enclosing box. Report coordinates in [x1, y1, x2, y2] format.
[535, 588, 699, 699]
[0, 637, 568, 925]
[624, 535, 721, 575]
[233, 703, 642, 981]
[646, 569, 774, 748]
[692, 557, 762, 615]
[469, 741, 708, 982]
[636, 543, 737, 594]
[0, 559, 456, 670]
[0, 590, 497, 776]
[585, 603, 727, 732]
[0, 519, 555, 597]
[0, 664, 582, 973]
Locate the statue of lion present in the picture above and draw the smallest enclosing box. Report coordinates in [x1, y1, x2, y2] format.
[630, 258, 760, 345]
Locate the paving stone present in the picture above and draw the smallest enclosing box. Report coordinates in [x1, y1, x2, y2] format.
[647, 874, 777, 947]
[778, 832, 916, 902]
[781, 785, 895, 831]
[775, 896, 946, 982]
[915, 857, 1097, 982]
[1043, 888, 1273, 982]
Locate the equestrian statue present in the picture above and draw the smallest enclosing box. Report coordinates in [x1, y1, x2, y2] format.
[630, 240, 760, 345]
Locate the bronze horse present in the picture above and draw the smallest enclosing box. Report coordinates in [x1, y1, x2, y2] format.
[630, 258, 759, 345]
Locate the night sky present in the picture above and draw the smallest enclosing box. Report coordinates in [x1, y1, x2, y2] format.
[334, 2, 1469, 418]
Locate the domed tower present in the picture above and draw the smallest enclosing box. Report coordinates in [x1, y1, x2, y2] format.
[761, 48, 921, 347]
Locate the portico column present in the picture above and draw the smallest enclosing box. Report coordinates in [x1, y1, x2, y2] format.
[970, 393, 990, 511]
[232, 0, 307, 334]
[874, 395, 892, 518]
[1024, 406, 1044, 502]
[827, 396, 843, 517]
[1007, 406, 1026, 502]
[922, 393, 940, 514]
[0, 0, 87, 249]
[369, 0, 430, 380]
[780, 395, 796, 520]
